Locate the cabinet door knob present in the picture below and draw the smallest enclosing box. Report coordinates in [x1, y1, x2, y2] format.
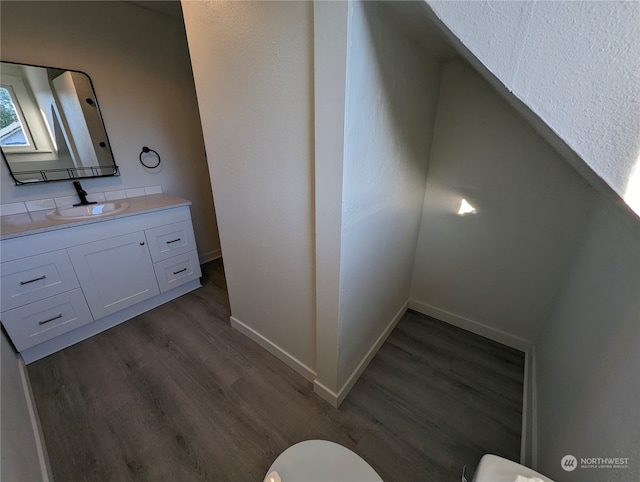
[140, 242, 145, 246]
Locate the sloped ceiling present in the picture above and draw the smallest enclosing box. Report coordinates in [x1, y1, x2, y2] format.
[424, 0, 640, 216]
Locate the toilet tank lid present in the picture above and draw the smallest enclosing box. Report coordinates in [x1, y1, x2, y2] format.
[473, 455, 554, 482]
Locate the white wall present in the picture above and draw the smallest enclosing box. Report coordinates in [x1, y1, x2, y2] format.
[426, 0, 640, 216]
[182, 1, 316, 376]
[1, 330, 51, 481]
[1, 1, 220, 262]
[535, 195, 640, 481]
[184, 0, 442, 404]
[313, 0, 349, 398]
[336, 1, 442, 389]
[411, 60, 594, 345]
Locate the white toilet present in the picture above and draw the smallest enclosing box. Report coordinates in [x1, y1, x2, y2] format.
[264, 444, 553, 482]
[263, 440, 383, 482]
[472, 454, 554, 482]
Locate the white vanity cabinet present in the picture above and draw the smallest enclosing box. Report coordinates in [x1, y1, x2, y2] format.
[0, 196, 202, 363]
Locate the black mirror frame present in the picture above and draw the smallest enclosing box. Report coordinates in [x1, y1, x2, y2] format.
[0, 60, 120, 185]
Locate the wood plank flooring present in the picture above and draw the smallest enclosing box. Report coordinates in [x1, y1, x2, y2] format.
[28, 259, 524, 481]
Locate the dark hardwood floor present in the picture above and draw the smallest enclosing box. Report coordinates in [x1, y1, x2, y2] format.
[28, 259, 524, 481]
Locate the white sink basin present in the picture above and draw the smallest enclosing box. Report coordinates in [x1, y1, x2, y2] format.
[46, 202, 129, 220]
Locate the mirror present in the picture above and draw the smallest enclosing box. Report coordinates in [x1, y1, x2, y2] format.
[0, 61, 119, 184]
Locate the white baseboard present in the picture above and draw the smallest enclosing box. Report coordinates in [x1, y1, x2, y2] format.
[200, 248, 222, 264]
[313, 379, 340, 408]
[18, 357, 52, 482]
[408, 299, 532, 352]
[230, 316, 317, 382]
[315, 300, 410, 408]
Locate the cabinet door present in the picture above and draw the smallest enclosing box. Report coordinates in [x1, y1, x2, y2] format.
[68, 232, 160, 319]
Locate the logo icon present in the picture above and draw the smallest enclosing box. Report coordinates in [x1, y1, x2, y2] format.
[561, 455, 578, 472]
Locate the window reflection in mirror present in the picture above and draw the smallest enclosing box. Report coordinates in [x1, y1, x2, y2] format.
[0, 61, 118, 184]
[0, 86, 29, 147]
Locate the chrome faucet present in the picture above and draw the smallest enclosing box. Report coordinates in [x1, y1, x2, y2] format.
[72, 181, 96, 206]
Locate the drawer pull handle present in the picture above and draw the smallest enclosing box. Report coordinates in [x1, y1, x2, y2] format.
[20, 275, 47, 285]
[173, 268, 187, 275]
[166, 238, 182, 244]
[38, 314, 63, 325]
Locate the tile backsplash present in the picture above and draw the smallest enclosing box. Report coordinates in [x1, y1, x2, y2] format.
[0, 185, 163, 216]
[24, 198, 57, 212]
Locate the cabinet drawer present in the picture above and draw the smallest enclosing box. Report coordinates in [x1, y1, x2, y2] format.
[1, 288, 93, 351]
[1, 250, 79, 312]
[145, 220, 196, 263]
[154, 250, 202, 293]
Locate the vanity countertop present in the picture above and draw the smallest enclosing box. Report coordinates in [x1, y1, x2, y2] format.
[0, 194, 191, 240]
